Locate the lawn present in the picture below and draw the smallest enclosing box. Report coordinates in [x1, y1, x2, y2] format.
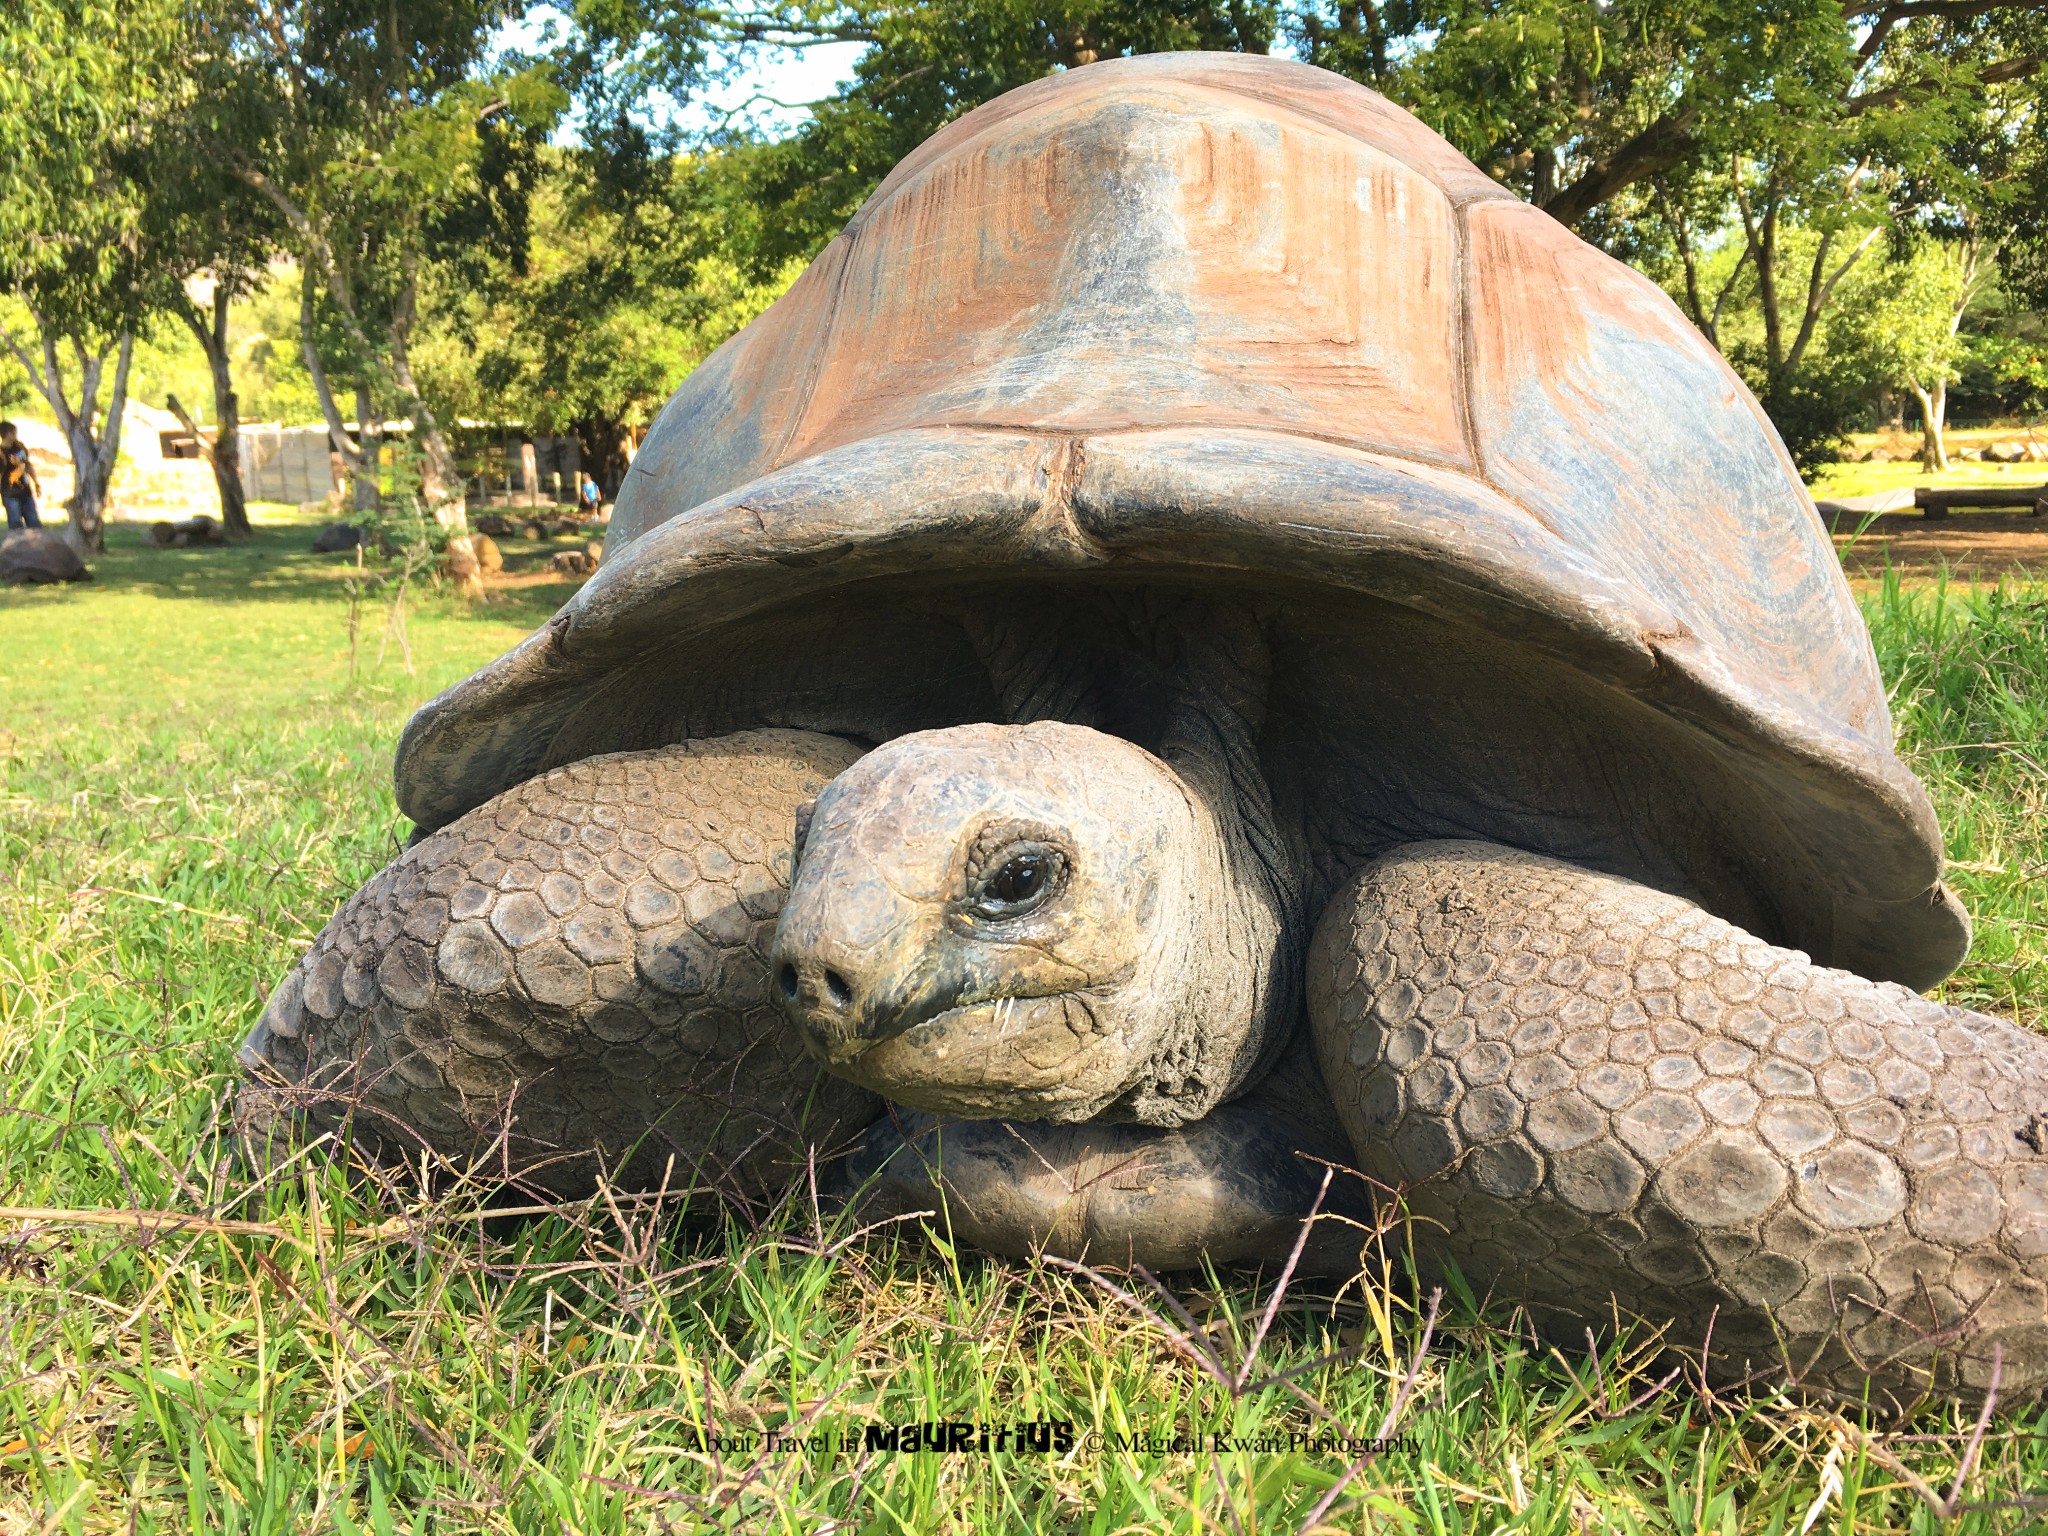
[1807, 429, 2048, 505]
[1, 506, 2046, 1532]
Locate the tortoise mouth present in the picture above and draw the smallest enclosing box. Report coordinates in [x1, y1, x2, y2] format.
[799, 989, 1129, 1123]
[797, 990, 1046, 1065]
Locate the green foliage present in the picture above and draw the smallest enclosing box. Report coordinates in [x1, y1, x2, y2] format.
[0, 0, 178, 326]
[171, 0, 567, 502]
[1320, 0, 1857, 217]
[562, 1, 1278, 275]
[420, 147, 804, 451]
[1830, 242, 1987, 402]
[536, 0, 2048, 471]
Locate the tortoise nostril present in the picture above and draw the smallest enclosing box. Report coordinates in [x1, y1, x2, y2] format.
[777, 963, 799, 1000]
[824, 969, 853, 1009]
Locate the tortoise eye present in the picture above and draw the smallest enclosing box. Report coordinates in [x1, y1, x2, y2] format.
[988, 855, 1046, 904]
[971, 843, 1065, 918]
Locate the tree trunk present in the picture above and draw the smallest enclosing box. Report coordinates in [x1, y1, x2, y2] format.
[353, 380, 381, 513]
[394, 335, 479, 590]
[573, 415, 633, 499]
[177, 285, 250, 538]
[1054, 24, 1101, 68]
[3, 320, 134, 555]
[61, 331, 133, 555]
[299, 266, 367, 505]
[243, 174, 469, 535]
[384, 314, 464, 530]
[1911, 381, 1949, 472]
[1756, 204, 1783, 369]
[1662, 189, 1714, 343]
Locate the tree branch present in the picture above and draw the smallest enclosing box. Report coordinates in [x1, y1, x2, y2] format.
[173, 286, 228, 371]
[1709, 239, 1754, 341]
[299, 263, 362, 470]
[1847, 55, 2043, 115]
[75, 342, 103, 439]
[1541, 109, 1699, 230]
[230, 163, 320, 257]
[0, 326, 51, 406]
[1787, 224, 1884, 372]
[688, 8, 881, 48]
[1858, 14, 1900, 61]
[1844, 0, 2048, 20]
[1540, 2, 2038, 226]
[1655, 183, 1717, 343]
[97, 331, 134, 484]
[37, 324, 76, 439]
[164, 393, 222, 474]
[228, 160, 370, 344]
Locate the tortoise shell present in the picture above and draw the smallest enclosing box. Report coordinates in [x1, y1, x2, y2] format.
[399, 52, 1966, 989]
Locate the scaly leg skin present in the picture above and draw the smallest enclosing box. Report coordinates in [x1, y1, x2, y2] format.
[238, 731, 880, 1202]
[1309, 840, 2048, 1413]
[838, 1036, 1372, 1274]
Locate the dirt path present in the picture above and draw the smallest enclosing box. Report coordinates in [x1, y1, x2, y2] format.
[1826, 508, 2048, 586]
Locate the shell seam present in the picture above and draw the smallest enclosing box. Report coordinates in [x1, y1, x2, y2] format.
[773, 235, 864, 475]
[1453, 200, 1562, 541]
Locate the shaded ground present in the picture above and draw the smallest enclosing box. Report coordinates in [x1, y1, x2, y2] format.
[1827, 506, 2048, 585]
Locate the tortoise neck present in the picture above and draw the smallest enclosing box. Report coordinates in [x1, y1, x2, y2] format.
[1142, 602, 1304, 1099]
[963, 587, 1304, 1108]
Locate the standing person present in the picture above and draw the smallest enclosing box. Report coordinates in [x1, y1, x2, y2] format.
[579, 474, 602, 516]
[0, 422, 42, 531]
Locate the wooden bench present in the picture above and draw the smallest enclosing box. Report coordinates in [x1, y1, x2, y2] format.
[1914, 484, 2048, 520]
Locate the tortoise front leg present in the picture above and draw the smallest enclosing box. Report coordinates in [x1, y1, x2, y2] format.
[836, 1035, 1370, 1274]
[1309, 841, 2048, 1412]
[239, 731, 880, 1202]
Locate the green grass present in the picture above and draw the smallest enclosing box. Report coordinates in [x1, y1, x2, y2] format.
[1807, 458, 2048, 502]
[2, 510, 2047, 1531]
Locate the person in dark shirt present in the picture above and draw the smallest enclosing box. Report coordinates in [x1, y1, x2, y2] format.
[0, 421, 43, 531]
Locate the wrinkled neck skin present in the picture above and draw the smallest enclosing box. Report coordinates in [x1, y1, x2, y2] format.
[960, 590, 1303, 1122]
[1123, 726, 1298, 1123]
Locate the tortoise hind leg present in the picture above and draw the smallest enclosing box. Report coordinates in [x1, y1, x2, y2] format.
[238, 731, 880, 1203]
[1308, 839, 2048, 1412]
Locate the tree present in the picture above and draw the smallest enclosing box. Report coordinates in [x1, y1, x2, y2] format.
[428, 146, 803, 495]
[1292, 1, 2047, 234]
[0, 1, 181, 552]
[561, 1, 1278, 276]
[141, 178, 279, 537]
[139, 131, 281, 539]
[193, 0, 563, 528]
[564, 3, 2042, 357]
[1835, 237, 1999, 469]
[1562, 3, 2044, 465]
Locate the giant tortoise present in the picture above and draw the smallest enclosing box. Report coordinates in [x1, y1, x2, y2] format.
[241, 52, 2048, 1410]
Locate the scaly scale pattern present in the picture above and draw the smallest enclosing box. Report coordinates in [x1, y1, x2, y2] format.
[239, 731, 878, 1199]
[1309, 840, 2048, 1411]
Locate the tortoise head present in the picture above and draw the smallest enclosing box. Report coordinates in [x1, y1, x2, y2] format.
[768, 721, 1272, 1126]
